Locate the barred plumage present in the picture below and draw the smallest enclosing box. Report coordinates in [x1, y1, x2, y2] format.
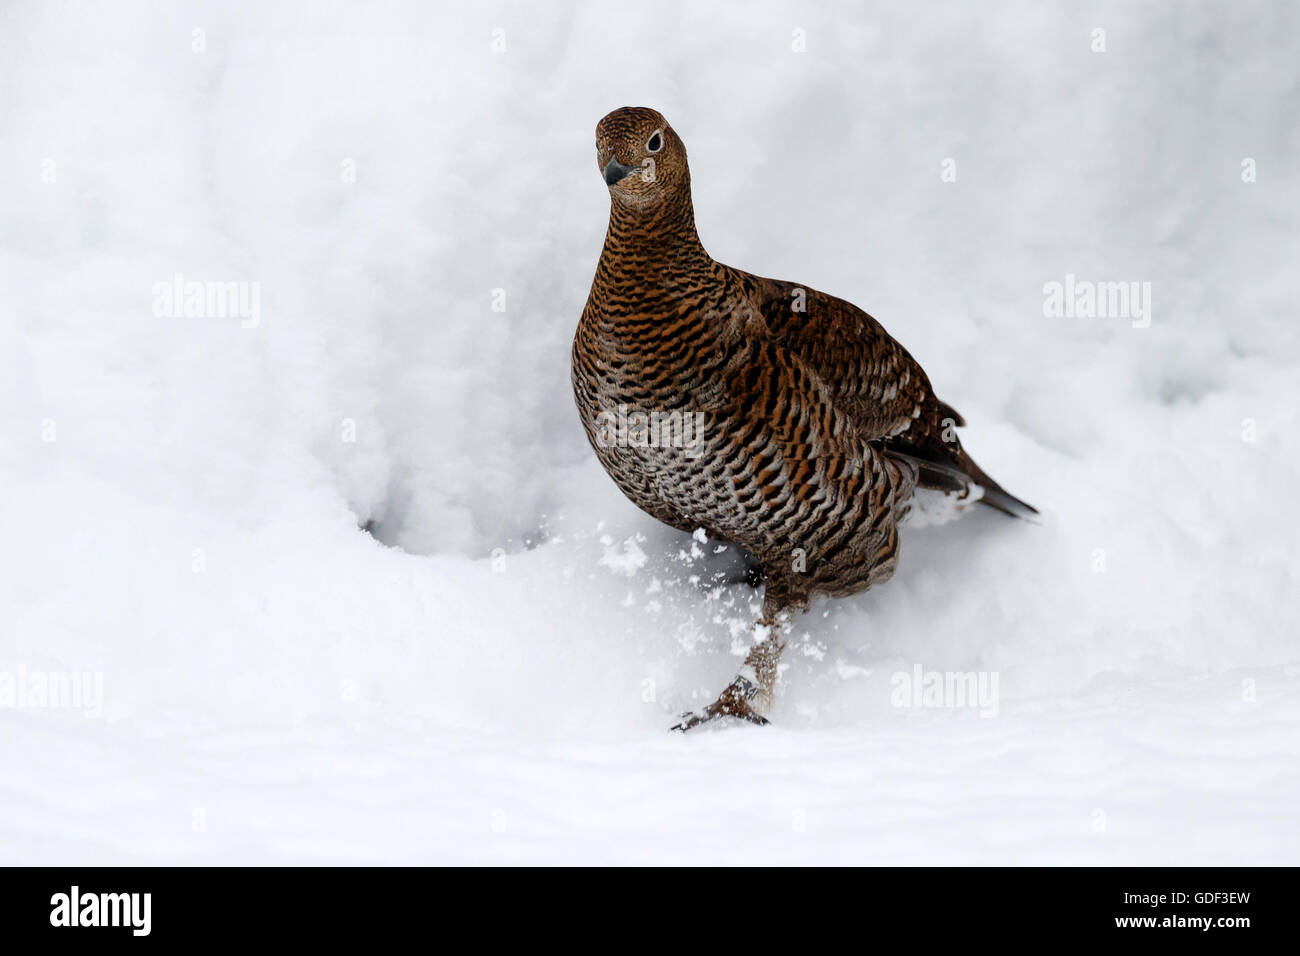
[572, 107, 1036, 729]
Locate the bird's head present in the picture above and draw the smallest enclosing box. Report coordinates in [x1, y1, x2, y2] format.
[594, 106, 688, 208]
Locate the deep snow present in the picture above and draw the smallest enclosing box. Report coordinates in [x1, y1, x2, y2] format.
[1, 0, 1298, 864]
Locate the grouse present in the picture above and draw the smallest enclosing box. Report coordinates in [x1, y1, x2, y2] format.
[572, 107, 1036, 730]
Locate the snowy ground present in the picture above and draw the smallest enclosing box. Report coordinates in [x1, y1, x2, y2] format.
[2, 1, 1298, 864]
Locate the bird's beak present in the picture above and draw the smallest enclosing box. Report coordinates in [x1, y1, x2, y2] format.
[603, 158, 637, 186]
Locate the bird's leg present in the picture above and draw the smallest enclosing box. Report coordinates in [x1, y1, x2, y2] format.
[671, 585, 798, 731]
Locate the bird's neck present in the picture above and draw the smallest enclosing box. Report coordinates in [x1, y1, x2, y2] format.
[602, 189, 710, 271]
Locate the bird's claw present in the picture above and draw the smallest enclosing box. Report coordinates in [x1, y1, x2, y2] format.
[670, 707, 769, 732]
[669, 676, 770, 732]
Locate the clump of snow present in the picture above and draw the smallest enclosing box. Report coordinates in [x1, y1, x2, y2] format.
[1, 1, 1297, 864]
[598, 534, 649, 577]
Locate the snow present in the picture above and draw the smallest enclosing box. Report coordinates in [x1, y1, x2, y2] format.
[2, 0, 1298, 864]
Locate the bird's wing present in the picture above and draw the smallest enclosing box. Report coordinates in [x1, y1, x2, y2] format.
[733, 272, 951, 445]
[730, 271, 1038, 518]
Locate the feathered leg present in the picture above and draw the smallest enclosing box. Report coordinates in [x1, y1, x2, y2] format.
[670, 574, 803, 731]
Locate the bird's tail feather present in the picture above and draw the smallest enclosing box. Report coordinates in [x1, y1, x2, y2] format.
[955, 448, 1039, 521]
[881, 440, 1039, 521]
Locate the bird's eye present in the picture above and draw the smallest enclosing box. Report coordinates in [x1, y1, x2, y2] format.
[646, 131, 663, 153]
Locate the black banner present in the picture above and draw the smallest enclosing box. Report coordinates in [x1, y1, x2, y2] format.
[0, 866, 1286, 943]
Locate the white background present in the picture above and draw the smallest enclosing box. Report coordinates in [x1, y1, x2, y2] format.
[2, 0, 1297, 863]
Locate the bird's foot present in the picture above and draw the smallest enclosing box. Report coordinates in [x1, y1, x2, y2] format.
[670, 673, 770, 732]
